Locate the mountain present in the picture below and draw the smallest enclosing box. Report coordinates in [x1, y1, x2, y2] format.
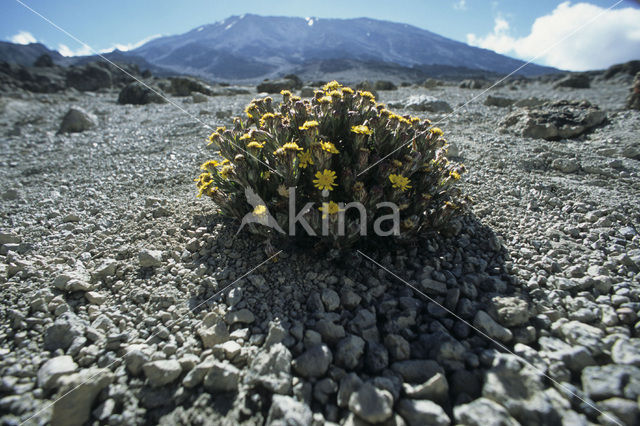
[131, 14, 558, 82]
[0, 41, 68, 66]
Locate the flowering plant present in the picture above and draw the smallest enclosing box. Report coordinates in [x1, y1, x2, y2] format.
[196, 81, 467, 248]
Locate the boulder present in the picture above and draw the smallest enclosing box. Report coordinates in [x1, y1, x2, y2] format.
[459, 79, 486, 89]
[484, 95, 515, 108]
[66, 63, 112, 91]
[58, 107, 97, 134]
[169, 77, 214, 96]
[374, 80, 397, 91]
[626, 72, 640, 110]
[50, 368, 114, 426]
[392, 95, 453, 113]
[554, 73, 590, 89]
[118, 82, 167, 105]
[500, 100, 606, 140]
[257, 77, 301, 93]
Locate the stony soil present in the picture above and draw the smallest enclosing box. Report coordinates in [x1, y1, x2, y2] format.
[1, 76, 639, 426]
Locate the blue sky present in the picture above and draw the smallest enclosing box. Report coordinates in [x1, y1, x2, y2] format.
[3, 0, 640, 70]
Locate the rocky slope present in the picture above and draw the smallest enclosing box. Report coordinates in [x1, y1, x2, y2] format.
[0, 72, 639, 425]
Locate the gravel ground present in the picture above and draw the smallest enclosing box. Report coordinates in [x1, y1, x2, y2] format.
[1, 76, 639, 425]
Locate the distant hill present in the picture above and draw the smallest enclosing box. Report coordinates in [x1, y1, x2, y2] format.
[1, 15, 559, 83]
[0, 41, 68, 66]
[131, 14, 558, 82]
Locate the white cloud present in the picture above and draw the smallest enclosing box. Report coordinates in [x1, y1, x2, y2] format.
[453, 0, 467, 11]
[467, 1, 640, 71]
[58, 34, 161, 57]
[10, 31, 37, 45]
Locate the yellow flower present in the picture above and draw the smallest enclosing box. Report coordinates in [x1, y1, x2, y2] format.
[280, 90, 292, 97]
[449, 170, 461, 180]
[409, 117, 420, 124]
[358, 91, 376, 101]
[216, 126, 226, 133]
[353, 181, 364, 192]
[328, 90, 343, 99]
[318, 201, 343, 219]
[274, 142, 303, 156]
[240, 133, 252, 141]
[298, 149, 314, 168]
[290, 95, 301, 102]
[323, 80, 342, 91]
[392, 159, 403, 168]
[194, 172, 212, 183]
[244, 104, 257, 118]
[351, 125, 373, 135]
[219, 164, 234, 179]
[197, 183, 217, 198]
[207, 132, 221, 146]
[247, 141, 264, 149]
[341, 87, 354, 95]
[262, 171, 272, 180]
[389, 173, 412, 191]
[259, 112, 277, 127]
[313, 169, 338, 191]
[379, 109, 392, 117]
[200, 160, 219, 170]
[320, 141, 339, 154]
[253, 204, 267, 216]
[430, 127, 444, 136]
[318, 96, 332, 104]
[299, 120, 319, 131]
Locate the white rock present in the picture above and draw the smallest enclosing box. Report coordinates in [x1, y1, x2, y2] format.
[138, 249, 163, 268]
[143, 360, 182, 387]
[37, 355, 78, 390]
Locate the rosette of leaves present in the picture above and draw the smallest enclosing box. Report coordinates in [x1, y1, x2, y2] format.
[196, 81, 468, 248]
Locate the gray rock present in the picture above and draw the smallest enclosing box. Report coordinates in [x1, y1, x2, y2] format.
[138, 249, 162, 268]
[391, 360, 444, 383]
[384, 334, 411, 361]
[598, 397, 639, 425]
[321, 288, 340, 311]
[118, 82, 166, 105]
[0, 232, 22, 245]
[91, 259, 117, 282]
[169, 76, 215, 96]
[124, 345, 151, 376]
[473, 310, 513, 342]
[611, 338, 640, 366]
[484, 95, 515, 108]
[364, 342, 389, 373]
[246, 343, 292, 394]
[44, 312, 86, 352]
[143, 360, 182, 387]
[257, 76, 302, 93]
[459, 79, 486, 89]
[420, 278, 448, 295]
[51, 368, 114, 426]
[335, 335, 365, 369]
[264, 321, 287, 347]
[203, 360, 240, 392]
[397, 399, 450, 426]
[293, 344, 332, 378]
[582, 364, 640, 400]
[501, 100, 606, 140]
[66, 63, 112, 91]
[514, 97, 546, 108]
[560, 321, 604, 355]
[315, 319, 345, 344]
[198, 317, 229, 348]
[338, 373, 363, 408]
[490, 296, 530, 327]
[225, 308, 255, 324]
[627, 71, 640, 110]
[53, 269, 93, 292]
[58, 107, 97, 133]
[348, 382, 394, 423]
[454, 397, 519, 426]
[300, 86, 315, 97]
[403, 372, 449, 401]
[37, 356, 78, 390]
[191, 93, 208, 103]
[554, 73, 590, 89]
[266, 395, 313, 426]
[551, 158, 581, 174]
[398, 95, 453, 113]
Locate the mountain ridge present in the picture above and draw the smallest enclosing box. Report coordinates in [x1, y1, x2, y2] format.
[1, 14, 559, 82]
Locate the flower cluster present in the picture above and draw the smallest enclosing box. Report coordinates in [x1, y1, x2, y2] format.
[196, 81, 468, 247]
